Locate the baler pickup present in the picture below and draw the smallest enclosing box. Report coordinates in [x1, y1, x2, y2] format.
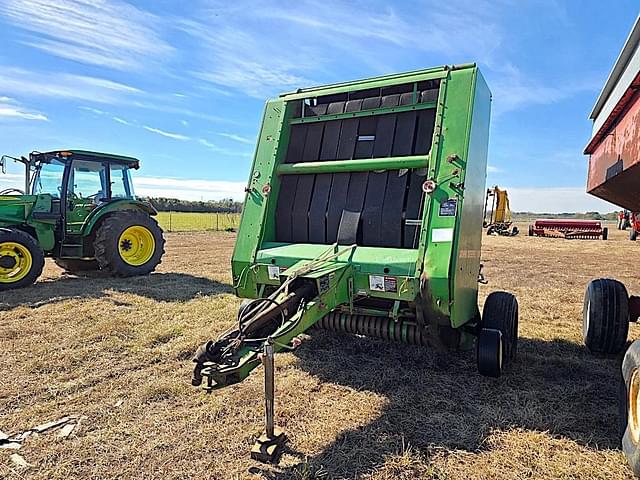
[528, 219, 608, 240]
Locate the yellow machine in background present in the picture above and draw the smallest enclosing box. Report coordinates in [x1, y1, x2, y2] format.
[483, 186, 518, 236]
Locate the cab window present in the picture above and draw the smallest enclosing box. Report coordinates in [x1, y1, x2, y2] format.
[110, 164, 135, 199]
[32, 159, 65, 197]
[67, 160, 108, 202]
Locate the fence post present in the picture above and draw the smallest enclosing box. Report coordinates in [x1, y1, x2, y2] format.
[216, 213, 219, 231]
[169, 212, 172, 232]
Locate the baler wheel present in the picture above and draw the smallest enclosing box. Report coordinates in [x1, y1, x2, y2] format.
[602, 227, 609, 240]
[583, 278, 629, 354]
[528, 225, 534, 236]
[477, 329, 503, 377]
[631, 230, 638, 241]
[620, 340, 640, 476]
[477, 291, 518, 377]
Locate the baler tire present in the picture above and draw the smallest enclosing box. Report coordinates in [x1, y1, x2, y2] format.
[528, 225, 534, 236]
[477, 328, 503, 378]
[583, 278, 629, 355]
[621, 340, 640, 476]
[602, 227, 609, 240]
[631, 230, 638, 242]
[54, 258, 100, 274]
[0, 228, 45, 290]
[482, 291, 519, 366]
[94, 211, 165, 277]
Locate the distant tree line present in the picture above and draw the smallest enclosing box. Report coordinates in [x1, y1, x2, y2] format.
[142, 197, 243, 213]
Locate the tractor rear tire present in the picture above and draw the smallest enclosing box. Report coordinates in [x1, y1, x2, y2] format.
[94, 211, 165, 277]
[54, 258, 100, 274]
[0, 228, 45, 290]
[477, 291, 519, 377]
[621, 340, 640, 476]
[583, 278, 629, 354]
[631, 230, 638, 241]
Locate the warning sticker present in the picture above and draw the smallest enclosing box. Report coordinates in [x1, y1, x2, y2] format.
[384, 276, 397, 293]
[267, 265, 280, 280]
[439, 198, 457, 217]
[369, 275, 385, 292]
[369, 275, 398, 293]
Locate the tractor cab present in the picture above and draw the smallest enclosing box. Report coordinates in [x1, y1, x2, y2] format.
[28, 150, 139, 233]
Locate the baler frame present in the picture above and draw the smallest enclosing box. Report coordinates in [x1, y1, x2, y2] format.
[192, 64, 519, 462]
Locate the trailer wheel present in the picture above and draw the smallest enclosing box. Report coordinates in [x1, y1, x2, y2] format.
[631, 230, 638, 241]
[477, 291, 518, 377]
[602, 227, 609, 240]
[583, 278, 629, 354]
[621, 341, 640, 476]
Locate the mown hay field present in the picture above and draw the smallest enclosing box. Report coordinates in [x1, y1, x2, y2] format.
[1, 226, 639, 479]
[155, 211, 241, 232]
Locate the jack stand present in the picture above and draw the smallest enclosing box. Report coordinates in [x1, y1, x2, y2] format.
[251, 339, 286, 463]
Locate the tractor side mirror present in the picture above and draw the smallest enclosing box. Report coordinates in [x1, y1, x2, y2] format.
[0, 156, 6, 174]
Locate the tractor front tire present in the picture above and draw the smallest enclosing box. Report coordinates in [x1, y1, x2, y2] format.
[0, 228, 45, 290]
[631, 230, 638, 241]
[583, 278, 629, 354]
[54, 258, 100, 274]
[477, 291, 519, 377]
[621, 340, 640, 476]
[94, 211, 165, 277]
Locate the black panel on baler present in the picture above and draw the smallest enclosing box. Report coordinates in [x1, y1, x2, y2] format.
[403, 169, 427, 248]
[326, 173, 350, 244]
[291, 123, 323, 242]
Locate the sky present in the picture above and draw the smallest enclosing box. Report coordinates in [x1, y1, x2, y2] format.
[0, 0, 637, 213]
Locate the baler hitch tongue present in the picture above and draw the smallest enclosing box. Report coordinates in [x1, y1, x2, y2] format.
[191, 282, 318, 391]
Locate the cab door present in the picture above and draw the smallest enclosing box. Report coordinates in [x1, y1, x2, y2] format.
[65, 160, 109, 234]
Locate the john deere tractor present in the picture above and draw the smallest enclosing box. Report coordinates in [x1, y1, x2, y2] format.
[0, 150, 165, 290]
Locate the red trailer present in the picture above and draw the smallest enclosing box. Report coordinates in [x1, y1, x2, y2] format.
[581, 15, 640, 477]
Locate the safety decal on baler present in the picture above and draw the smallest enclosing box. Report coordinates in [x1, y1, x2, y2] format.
[439, 198, 457, 216]
[267, 265, 280, 280]
[369, 275, 398, 293]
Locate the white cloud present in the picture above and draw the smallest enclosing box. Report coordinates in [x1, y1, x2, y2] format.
[0, 99, 47, 121]
[0, 67, 142, 104]
[79, 106, 107, 115]
[143, 126, 189, 141]
[218, 132, 254, 145]
[487, 165, 502, 173]
[198, 138, 252, 157]
[507, 186, 617, 213]
[184, 0, 504, 97]
[112, 116, 133, 126]
[1, 0, 172, 71]
[489, 63, 600, 116]
[134, 176, 245, 201]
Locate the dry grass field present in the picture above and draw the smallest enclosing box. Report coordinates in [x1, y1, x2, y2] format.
[1, 226, 639, 479]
